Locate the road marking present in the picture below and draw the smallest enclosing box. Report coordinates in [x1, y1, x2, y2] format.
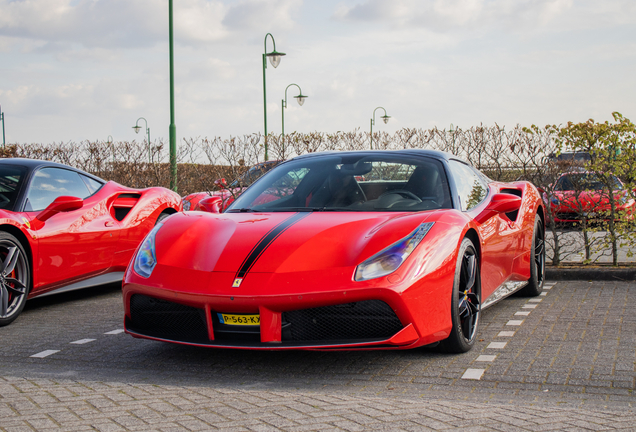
[540, 292, 548, 296]
[515, 311, 531, 316]
[70, 339, 96, 345]
[476, 355, 497, 362]
[461, 369, 485, 380]
[522, 304, 537, 309]
[529, 298, 542, 303]
[30, 350, 60, 358]
[507, 320, 524, 326]
[104, 329, 124, 335]
[487, 342, 507, 349]
[497, 331, 515, 337]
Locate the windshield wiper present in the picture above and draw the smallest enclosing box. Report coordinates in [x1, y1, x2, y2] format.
[226, 208, 259, 213]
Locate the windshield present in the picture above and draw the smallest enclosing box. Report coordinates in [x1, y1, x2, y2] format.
[555, 173, 623, 191]
[228, 161, 280, 188]
[0, 165, 27, 211]
[227, 154, 452, 213]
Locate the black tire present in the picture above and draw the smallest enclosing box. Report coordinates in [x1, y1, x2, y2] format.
[517, 214, 545, 297]
[0, 232, 31, 327]
[156, 212, 172, 225]
[438, 238, 481, 353]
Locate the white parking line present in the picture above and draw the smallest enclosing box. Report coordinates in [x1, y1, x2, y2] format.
[30, 350, 60, 358]
[522, 304, 537, 309]
[540, 292, 548, 296]
[70, 339, 96, 345]
[497, 331, 515, 337]
[104, 329, 124, 335]
[476, 355, 497, 362]
[529, 298, 542, 303]
[507, 320, 524, 326]
[487, 342, 507, 349]
[515, 311, 531, 316]
[462, 368, 485, 380]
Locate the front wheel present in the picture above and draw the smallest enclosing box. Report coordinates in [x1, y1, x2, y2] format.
[0, 232, 31, 327]
[517, 214, 545, 297]
[438, 237, 481, 353]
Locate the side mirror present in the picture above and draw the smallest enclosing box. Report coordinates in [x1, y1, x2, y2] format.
[35, 196, 84, 223]
[197, 196, 223, 213]
[474, 193, 522, 224]
[214, 178, 227, 189]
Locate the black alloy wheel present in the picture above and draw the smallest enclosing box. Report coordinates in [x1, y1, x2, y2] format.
[518, 214, 545, 297]
[0, 232, 30, 327]
[439, 237, 481, 353]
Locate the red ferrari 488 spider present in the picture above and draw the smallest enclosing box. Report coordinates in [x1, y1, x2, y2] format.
[0, 158, 182, 326]
[123, 150, 545, 353]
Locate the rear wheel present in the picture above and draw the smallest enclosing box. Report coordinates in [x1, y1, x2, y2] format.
[517, 214, 545, 297]
[438, 238, 481, 353]
[0, 232, 30, 327]
[156, 212, 172, 225]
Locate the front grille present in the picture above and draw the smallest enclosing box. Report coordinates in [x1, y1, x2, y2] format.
[127, 294, 209, 343]
[282, 300, 403, 342]
[556, 212, 580, 221]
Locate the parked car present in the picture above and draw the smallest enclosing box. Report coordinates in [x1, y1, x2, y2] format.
[182, 160, 281, 212]
[123, 150, 545, 353]
[0, 158, 182, 326]
[545, 172, 635, 224]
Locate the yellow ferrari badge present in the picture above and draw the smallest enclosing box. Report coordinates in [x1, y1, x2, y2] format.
[21, 217, 31, 230]
[232, 278, 243, 287]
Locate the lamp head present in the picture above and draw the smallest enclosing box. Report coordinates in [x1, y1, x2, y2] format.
[133, 125, 141, 134]
[266, 50, 286, 68]
[295, 94, 307, 107]
[381, 115, 390, 125]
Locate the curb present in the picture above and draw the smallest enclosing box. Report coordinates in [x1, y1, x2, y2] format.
[546, 267, 636, 281]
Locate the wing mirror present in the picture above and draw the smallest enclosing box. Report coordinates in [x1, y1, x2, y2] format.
[475, 193, 522, 224]
[214, 178, 227, 189]
[197, 196, 223, 213]
[32, 196, 84, 229]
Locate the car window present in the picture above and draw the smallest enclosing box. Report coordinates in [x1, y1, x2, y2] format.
[227, 155, 451, 212]
[80, 174, 104, 194]
[0, 165, 27, 211]
[25, 168, 91, 212]
[555, 173, 622, 191]
[448, 160, 488, 211]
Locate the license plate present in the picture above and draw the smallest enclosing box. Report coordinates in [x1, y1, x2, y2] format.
[217, 313, 260, 326]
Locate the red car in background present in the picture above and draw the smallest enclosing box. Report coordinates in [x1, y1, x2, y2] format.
[0, 158, 182, 326]
[182, 161, 281, 212]
[124, 150, 545, 353]
[546, 172, 635, 224]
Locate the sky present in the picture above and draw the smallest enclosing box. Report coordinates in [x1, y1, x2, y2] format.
[1, 0, 636, 144]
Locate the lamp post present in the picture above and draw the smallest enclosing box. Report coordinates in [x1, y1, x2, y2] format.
[106, 135, 115, 166]
[281, 84, 307, 137]
[262, 33, 285, 161]
[0, 104, 5, 148]
[169, 0, 177, 191]
[132, 117, 151, 163]
[370, 107, 390, 150]
[449, 123, 455, 148]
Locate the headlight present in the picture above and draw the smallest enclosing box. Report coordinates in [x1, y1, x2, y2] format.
[354, 222, 434, 281]
[133, 223, 163, 278]
[551, 197, 560, 205]
[182, 199, 191, 211]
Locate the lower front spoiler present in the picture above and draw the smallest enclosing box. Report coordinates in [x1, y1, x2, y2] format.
[124, 320, 421, 351]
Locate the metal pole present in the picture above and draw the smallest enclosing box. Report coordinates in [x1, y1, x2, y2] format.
[147, 126, 151, 163]
[370, 107, 389, 151]
[169, 0, 178, 192]
[0, 105, 5, 148]
[262, 52, 268, 161]
[281, 98, 285, 138]
[370, 118, 373, 150]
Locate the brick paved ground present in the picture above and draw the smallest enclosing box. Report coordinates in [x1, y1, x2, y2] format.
[1, 280, 635, 431]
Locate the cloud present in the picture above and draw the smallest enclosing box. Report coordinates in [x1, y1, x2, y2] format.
[223, 0, 301, 32]
[333, 0, 636, 33]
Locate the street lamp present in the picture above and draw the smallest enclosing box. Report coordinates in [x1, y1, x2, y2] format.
[0, 104, 5, 148]
[132, 117, 151, 163]
[106, 135, 115, 166]
[282, 83, 307, 137]
[370, 107, 390, 150]
[262, 33, 286, 161]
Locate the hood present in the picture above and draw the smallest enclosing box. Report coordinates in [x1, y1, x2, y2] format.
[155, 211, 438, 274]
[552, 190, 628, 211]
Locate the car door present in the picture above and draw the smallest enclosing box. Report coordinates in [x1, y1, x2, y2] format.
[24, 167, 121, 290]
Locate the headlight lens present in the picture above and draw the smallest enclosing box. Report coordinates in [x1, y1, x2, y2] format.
[354, 222, 434, 281]
[550, 197, 560, 205]
[182, 199, 191, 211]
[133, 223, 163, 278]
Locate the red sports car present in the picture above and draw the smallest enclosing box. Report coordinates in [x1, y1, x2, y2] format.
[546, 172, 635, 224]
[123, 150, 545, 353]
[182, 160, 281, 212]
[0, 158, 182, 326]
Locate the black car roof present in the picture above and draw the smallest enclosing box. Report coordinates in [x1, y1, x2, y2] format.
[290, 149, 468, 164]
[0, 158, 105, 182]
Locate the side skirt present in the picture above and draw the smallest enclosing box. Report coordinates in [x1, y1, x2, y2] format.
[36, 272, 125, 298]
[481, 280, 528, 310]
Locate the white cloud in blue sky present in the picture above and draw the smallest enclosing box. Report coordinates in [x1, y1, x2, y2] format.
[0, 0, 635, 144]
